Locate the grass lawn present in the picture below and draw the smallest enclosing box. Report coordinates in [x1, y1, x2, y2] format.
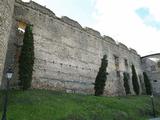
[0, 90, 160, 120]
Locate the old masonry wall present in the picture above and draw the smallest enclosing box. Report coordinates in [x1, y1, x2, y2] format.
[0, 0, 15, 87]
[3, 0, 144, 95]
[141, 54, 160, 95]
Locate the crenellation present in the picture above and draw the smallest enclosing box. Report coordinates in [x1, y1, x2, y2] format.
[118, 42, 128, 50]
[84, 27, 101, 38]
[14, 0, 143, 61]
[0, 0, 151, 95]
[15, 0, 56, 18]
[129, 48, 138, 55]
[103, 35, 116, 45]
[61, 16, 82, 29]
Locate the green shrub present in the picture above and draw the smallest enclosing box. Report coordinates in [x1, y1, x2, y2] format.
[123, 72, 131, 95]
[19, 25, 34, 90]
[94, 55, 108, 96]
[143, 72, 152, 95]
[131, 65, 140, 95]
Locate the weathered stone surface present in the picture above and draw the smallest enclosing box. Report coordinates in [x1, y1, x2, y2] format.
[0, 0, 145, 96]
[149, 118, 160, 120]
[129, 48, 138, 55]
[0, 0, 15, 87]
[103, 35, 117, 45]
[118, 43, 128, 50]
[84, 27, 101, 38]
[15, 0, 56, 18]
[141, 54, 160, 95]
[61, 16, 82, 29]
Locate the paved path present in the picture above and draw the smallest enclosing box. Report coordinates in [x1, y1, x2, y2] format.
[149, 118, 160, 120]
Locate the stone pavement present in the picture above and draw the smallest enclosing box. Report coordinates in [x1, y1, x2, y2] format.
[149, 118, 160, 120]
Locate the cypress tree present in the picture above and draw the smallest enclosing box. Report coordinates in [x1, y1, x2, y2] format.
[123, 72, 131, 95]
[143, 72, 152, 95]
[94, 55, 108, 96]
[131, 64, 140, 95]
[19, 25, 34, 90]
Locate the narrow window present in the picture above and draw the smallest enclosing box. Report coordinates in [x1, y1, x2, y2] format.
[124, 59, 128, 68]
[116, 71, 120, 77]
[114, 55, 119, 70]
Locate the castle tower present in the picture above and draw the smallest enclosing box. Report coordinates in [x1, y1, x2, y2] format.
[0, 0, 15, 87]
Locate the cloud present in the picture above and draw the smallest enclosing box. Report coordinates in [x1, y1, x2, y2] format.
[136, 7, 160, 30]
[143, 0, 160, 21]
[92, 0, 160, 56]
[135, 8, 150, 19]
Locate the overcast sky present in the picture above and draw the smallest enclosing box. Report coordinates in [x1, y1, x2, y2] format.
[22, 0, 160, 56]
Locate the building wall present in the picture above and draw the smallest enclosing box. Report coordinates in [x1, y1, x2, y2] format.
[141, 54, 160, 95]
[0, 0, 15, 87]
[3, 0, 143, 95]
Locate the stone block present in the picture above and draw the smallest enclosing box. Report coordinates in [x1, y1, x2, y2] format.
[84, 27, 101, 38]
[61, 16, 82, 29]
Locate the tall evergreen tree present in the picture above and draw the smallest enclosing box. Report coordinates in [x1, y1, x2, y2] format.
[19, 25, 34, 90]
[123, 72, 131, 95]
[143, 72, 152, 95]
[131, 64, 140, 95]
[94, 55, 108, 96]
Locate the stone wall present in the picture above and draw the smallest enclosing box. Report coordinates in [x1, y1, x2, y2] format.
[0, 0, 15, 87]
[141, 54, 160, 95]
[3, 0, 144, 95]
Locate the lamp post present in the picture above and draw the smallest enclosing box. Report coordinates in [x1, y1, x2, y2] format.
[1, 68, 13, 120]
[151, 95, 156, 118]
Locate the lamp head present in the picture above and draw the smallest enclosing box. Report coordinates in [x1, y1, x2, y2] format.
[6, 68, 13, 79]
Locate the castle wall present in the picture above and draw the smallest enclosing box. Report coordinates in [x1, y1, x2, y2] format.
[6, 0, 143, 95]
[0, 0, 15, 87]
[141, 54, 160, 95]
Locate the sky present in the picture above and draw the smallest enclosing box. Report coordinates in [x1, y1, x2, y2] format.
[22, 0, 160, 56]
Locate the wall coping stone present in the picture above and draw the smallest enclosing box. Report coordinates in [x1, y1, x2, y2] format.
[84, 27, 101, 38]
[61, 16, 82, 29]
[129, 48, 138, 55]
[118, 42, 128, 50]
[15, 0, 56, 18]
[103, 35, 116, 45]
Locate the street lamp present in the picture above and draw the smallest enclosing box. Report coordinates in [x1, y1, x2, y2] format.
[1, 68, 13, 120]
[151, 95, 156, 118]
